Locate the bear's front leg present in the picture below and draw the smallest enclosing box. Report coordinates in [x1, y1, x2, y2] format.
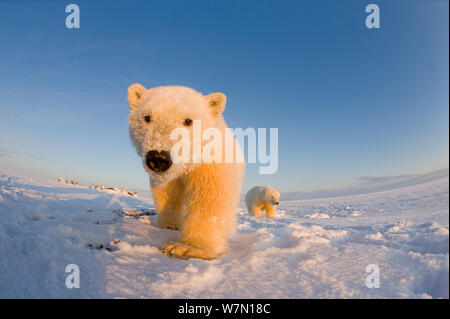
[265, 205, 276, 218]
[162, 164, 236, 260]
[251, 204, 263, 217]
[152, 178, 185, 230]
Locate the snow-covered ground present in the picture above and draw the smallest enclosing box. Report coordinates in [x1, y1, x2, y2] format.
[0, 169, 448, 298]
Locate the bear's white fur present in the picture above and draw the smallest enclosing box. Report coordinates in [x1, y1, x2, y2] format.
[127, 84, 245, 260]
[245, 186, 280, 218]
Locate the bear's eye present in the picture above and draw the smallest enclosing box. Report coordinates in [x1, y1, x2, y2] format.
[183, 118, 193, 127]
[144, 115, 151, 123]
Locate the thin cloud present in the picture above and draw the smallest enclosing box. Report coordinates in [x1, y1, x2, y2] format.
[0, 147, 38, 159]
[357, 174, 414, 185]
[281, 168, 449, 201]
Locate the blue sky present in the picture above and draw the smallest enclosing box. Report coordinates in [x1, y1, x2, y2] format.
[0, 0, 448, 193]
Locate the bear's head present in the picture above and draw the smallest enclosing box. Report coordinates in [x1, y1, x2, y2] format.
[127, 84, 227, 185]
[264, 187, 280, 205]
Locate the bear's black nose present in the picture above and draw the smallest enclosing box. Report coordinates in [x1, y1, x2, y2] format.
[146, 150, 172, 172]
[275, 202, 279, 205]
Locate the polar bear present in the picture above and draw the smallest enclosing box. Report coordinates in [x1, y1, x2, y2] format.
[127, 84, 245, 260]
[245, 186, 280, 218]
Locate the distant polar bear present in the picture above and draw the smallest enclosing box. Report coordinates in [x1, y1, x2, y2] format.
[245, 186, 280, 218]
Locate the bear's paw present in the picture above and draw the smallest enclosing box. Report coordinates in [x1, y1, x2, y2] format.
[162, 242, 217, 260]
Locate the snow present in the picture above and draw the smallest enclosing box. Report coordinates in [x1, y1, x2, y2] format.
[0, 169, 448, 298]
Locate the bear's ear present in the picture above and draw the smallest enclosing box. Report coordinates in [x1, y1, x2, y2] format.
[205, 92, 226, 117]
[127, 83, 147, 109]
